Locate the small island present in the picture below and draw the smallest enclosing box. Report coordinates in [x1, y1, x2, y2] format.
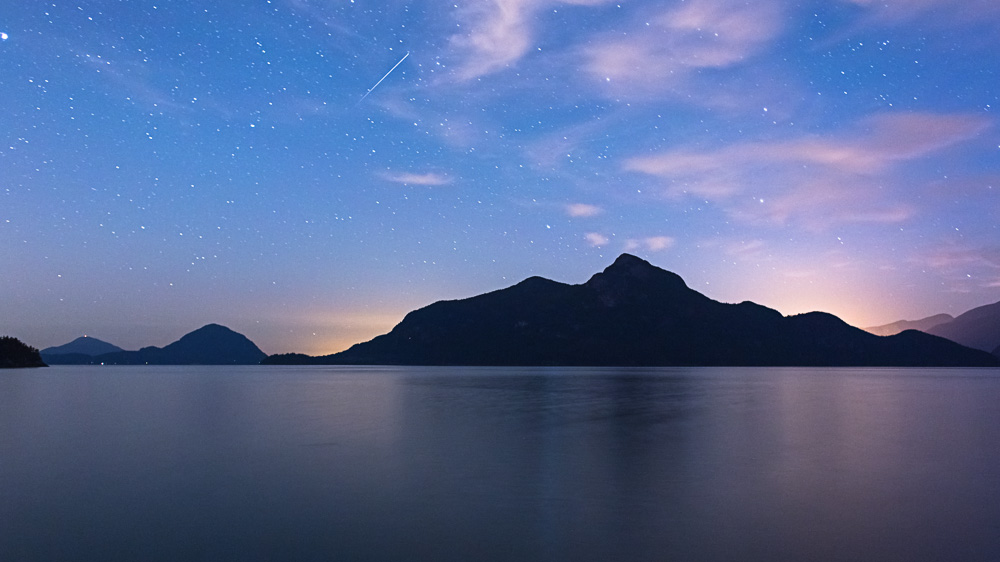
[0, 336, 48, 369]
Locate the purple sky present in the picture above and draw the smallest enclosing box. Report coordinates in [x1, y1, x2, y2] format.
[2, 0, 999, 355]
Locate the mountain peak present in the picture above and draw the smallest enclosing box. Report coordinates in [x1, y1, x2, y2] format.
[166, 324, 266, 362]
[610, 252, 649, 267]
[184, 323, 234, 336]
[588, 253, 689, 293]
[604, 253, 660, 274]
[41, 335, 124, 357]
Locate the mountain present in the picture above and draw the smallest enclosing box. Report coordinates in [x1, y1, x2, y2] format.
[263, 254, 999, 367]
[926, 301, 1000, 353]
[863, 314, 954, 337]
[54, 324, 266, 365]
[41, 336, 124, 358]
[0, 336, 47, 368]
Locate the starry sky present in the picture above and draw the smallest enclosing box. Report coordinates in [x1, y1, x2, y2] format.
[2, 0, 999, 355]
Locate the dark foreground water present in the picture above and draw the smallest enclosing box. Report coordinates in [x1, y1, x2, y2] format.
[2, 366, 1000, 561]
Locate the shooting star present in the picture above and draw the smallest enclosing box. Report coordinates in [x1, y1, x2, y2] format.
[358, 51, 410, 103]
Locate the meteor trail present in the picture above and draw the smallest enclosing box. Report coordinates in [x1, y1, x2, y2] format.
[359, 51, 410, 103]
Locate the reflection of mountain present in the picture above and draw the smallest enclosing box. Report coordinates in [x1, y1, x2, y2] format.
[41, 336, 124, 364]
[264, 254, 998, 367]
[0, 336, 47, 368]
[863, 314, 954, 337]
[926, 301, 1000, 354]
[51, 324, 266, 365]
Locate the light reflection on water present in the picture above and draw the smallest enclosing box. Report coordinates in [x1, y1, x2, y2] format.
[1, 366, 999, 561]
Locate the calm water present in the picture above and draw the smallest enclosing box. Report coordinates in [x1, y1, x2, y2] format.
[2, 366, 1000, 561]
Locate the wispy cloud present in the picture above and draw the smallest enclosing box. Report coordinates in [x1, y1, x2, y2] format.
[624, 112, 990, 229]
[916, 244, 1000, 272]
[566, 203, 603, 217]
[448, 0, 614, 81]
[448, 0, 534, 81]
[911, 243, 1000, 294]
[583, 0, 784, 99]
[381, 172, 452, 186]
[625, 236, 675, 252]
[725, 239, 768, 260]
[585, 232, 610, 246]
[74, 50, 195, 115]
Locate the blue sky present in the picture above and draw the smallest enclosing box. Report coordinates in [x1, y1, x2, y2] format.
[2, 0, 999, 354]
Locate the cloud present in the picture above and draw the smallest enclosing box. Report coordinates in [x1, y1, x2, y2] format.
[585, 232, 610, 246]
[725, 239, 768, 259]
[624, 112, 990, 229]
[583, 0, 784, 99]
[381, 172, 452, 186]
[74, 50, 195, 115]
[644, 236, 675, 251]
[911, 243, 1000, 293]
[628, 113, 987, 178]
[450, 0, 609, 82]
[448, 0, 534, 81]
[448, 0, 615, 81]
[566, 203, 602, 217]
[917, 244, 1000, 272]
[624, 236, 675, 252]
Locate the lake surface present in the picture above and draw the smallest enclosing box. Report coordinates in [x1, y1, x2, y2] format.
[2, 366, 1000, 561]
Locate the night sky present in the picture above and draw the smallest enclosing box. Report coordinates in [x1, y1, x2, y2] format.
[2, 1, 999, 355]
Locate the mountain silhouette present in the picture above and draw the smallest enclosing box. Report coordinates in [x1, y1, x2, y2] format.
[926, 300, 1000, 353]
[264, 254, 998, 367]
[41, 336, 124, 364]
[60, 324, 266, 365]
[0, 336, 47, 368]
[863, 313, 954, 337]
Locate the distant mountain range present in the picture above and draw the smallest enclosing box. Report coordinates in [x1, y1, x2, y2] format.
[926, 301, 1000, 354]
[0, 336, 47, 369]
[865, 302, 1000, 356]
[863, 314, 955, 337]
[264, 254, 999, 367]
[42, 324, 266, 365]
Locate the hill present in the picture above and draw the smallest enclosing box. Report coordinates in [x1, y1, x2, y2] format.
[0, 336, 48, 369]
[926, 301, 1000, 353]
[263, 254, 999, 367]
[42, 335, 124, 356]
[41, 336, 125, 364]
[56, 324, 266, 365]
[863, 314, 954, 337]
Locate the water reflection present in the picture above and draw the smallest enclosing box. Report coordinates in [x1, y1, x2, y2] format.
[386, 368, 704, 561]
[1, 366, 1000, 561]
